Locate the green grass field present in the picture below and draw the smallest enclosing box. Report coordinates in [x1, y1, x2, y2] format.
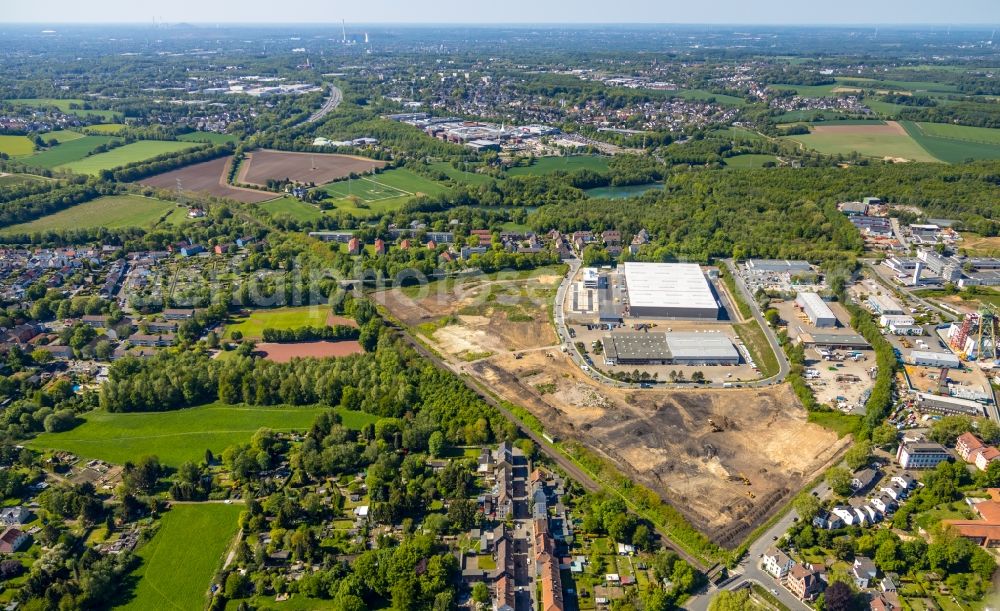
[429, 161, 494, 185]
[259, 197, 324, 222]
[83, 124, 128, 135]
[57, 140, 197, 175]
[0, 196, 177, 235]
[45, 130, 86, 143]
[0, 173, 48, 187]
[783, 126, 939, 162]
[900, 121, 1000, 163]
[118, 503, 242, 611]
[723, 154, 780, 168]
[316, 168, 450, 216]
[29, 403, 374, 467]
[674, 89, 747, 106]
[177, 131, 238, 145]
[4, 98, 120, 120]
[24, 135, 115, 169]
[506, 155, 610, 176]
[225, 306, 333, 339]
[0, 135, 35, 157]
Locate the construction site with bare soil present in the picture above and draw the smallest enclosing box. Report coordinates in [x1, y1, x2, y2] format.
[378, 269, 849, 547]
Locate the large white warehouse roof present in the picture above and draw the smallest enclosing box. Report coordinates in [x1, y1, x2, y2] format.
[622, 262, 716, 311]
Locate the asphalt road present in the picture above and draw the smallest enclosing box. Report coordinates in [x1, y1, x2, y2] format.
[306, 85, 342, 123]
[684, 482, 834, 611]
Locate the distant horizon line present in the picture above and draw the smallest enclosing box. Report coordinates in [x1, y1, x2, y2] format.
[4, 21, 999, 28]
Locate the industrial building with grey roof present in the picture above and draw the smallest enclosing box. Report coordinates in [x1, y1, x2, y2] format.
[602, 332, 740, 365]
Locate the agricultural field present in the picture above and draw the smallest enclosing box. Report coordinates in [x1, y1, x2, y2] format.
[177, 131, 238, 145]
[316, 168, 450, 216]
[56, 140, 198, 175]
[0, 135, 35, 157]
[28, 403, 370, 467]
[118, 503, 243, 611]
[83, 124, 128, 135]
[900, 121, 1000, 163]
[429, 161, 494, 185]
[137, 156, 276, 204]
[782, 121, 939, 162]
[259, 196, 323, 222]
[45, 130, 87, 143]
[674, 89, 747, 106]
[506, 155, 610, 176]
[23, 135, 115, 169]
[238, 150, 386, 187]
[3, 98, 121, 120]
[723, 154, 780, 168]
[224, 306, 347, 340]
[0, 195, 178, 234]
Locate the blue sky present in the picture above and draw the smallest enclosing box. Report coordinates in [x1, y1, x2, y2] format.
[5, 0, 999, 24]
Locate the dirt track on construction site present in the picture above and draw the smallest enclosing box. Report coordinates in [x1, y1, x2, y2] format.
[379, 275, 847, 546]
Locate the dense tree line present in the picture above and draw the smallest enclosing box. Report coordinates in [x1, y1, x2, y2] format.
[260, 324, 360, 343]
[0, 183, 110, 229]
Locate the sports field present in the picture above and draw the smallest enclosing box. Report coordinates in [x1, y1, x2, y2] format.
[259, 197, 323, 222]
[225, 306, 335, 339]
[506, 155, 610, 176]
[118, 503, 242, 611]
[782, 121, 939, 162]
[57, 140, 197, 175]
[28, 403, 372, 467]
[317, 168, 449, 216]
[0, 196, 177, 235]
[0, 135, 35, 157]
[900, 121, 1000, 163]
[24, 135, 115, 169]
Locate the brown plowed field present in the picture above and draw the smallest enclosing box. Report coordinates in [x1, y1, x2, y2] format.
[138, 156, 276, 203]
[255, 340, 363, 363]
[238, 150, 386, 187]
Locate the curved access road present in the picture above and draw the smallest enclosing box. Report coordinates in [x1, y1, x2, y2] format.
[306, 85, 343, 123]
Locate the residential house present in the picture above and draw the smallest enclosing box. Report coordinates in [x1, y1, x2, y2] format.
[80, 315, 107, 328]
[762, 546, 794, 579]
[493, 574, 515, 611]
[374, 239, 386, 256]
[852, 557, 877, 589]
[945, 488, 1000, 547]
[976, 447, 1000, 471]
[891, 474, 916, 490]
[0, 527, 27, 553]
[832, 506, 860, 527]
[896, 441, 950, 469]
[163, 308, 195, 320]
[957, 432, 986, 461]
[870, 495, 897, 514]
[128, 333, 175, 348]
[870, 592, 901, 611]
[347, 238, 361, 256]
[787, 564, 825, 601]
[851, 468, 878, 493]
[0, 507, 28, 527]
[880, 484, 908, 502]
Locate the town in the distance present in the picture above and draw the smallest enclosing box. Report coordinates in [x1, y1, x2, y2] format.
[0, 15, 999, 611]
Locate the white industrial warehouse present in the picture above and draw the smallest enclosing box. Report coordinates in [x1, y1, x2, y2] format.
[602, 332, 740, 366]
[621, 262, 720, 319]
[795, 292, 837, 327]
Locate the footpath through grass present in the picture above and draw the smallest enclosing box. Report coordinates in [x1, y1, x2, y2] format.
[118, 503, 242, 611]
[29, 403, 374, 467]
